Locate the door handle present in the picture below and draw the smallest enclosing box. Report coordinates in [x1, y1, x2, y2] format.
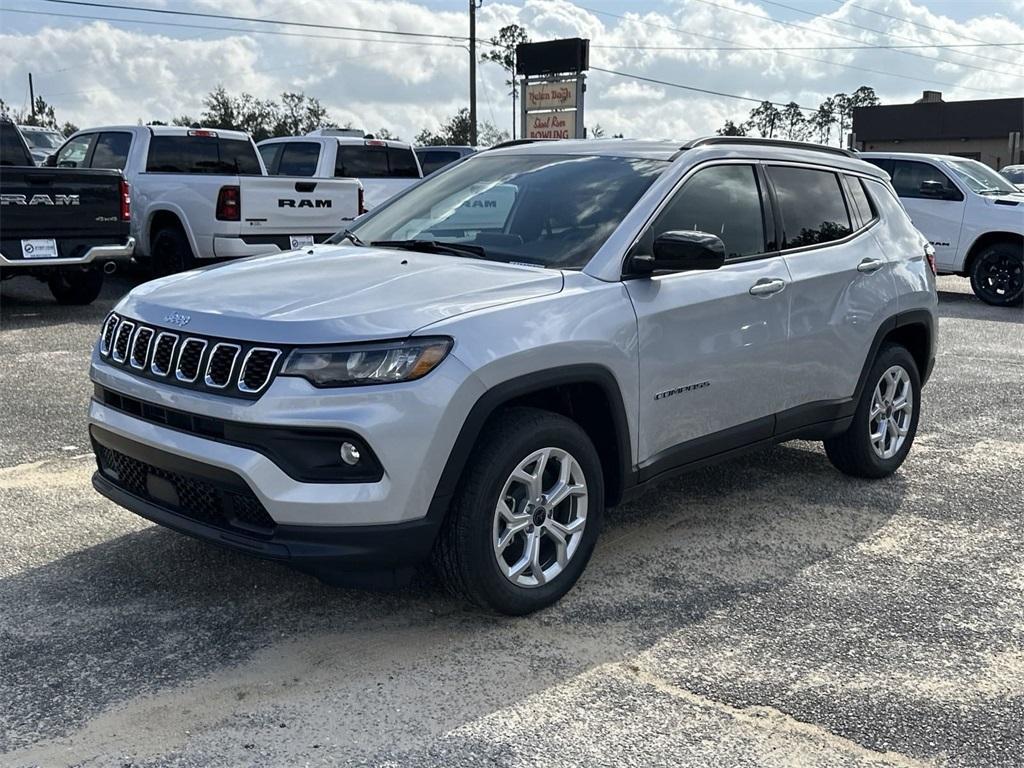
[749, 277, 787, 296]
[857, 257, 885, 273]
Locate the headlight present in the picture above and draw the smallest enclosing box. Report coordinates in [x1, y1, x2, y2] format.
[280, 337, 452, 387]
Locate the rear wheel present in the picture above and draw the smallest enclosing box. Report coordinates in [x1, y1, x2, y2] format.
[47, 268, 103, 305]
[825, 344, 921, 478]
[969, 242, 1023, 306]
[433, 407, 603, 615]
[151, 226, 195, 276]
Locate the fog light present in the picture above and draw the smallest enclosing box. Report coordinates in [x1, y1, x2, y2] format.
[339, 442, 361, 465]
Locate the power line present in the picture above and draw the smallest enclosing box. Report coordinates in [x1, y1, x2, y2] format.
[828, 0, 1024, 56]
[690, 0, 1021, 79]
[590, 41, 1024, 52]
[755, 0, 1021, 68]
[37, 0, 469, 41]
[1, 8, 469, 52]
[578, 6, 1012, 96]
[590, 65, 816, 112]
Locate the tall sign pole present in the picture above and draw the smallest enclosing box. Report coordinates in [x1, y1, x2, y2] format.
[469, 1, 479, 146]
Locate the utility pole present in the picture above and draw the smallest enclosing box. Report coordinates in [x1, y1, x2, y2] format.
[28, 73, 35, 118]
[469, 1, 479, 146]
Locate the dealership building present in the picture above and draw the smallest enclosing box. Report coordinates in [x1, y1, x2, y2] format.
[852, 92, 1024, 170]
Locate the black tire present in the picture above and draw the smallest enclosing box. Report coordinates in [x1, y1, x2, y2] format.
[151, 225, 195, 277]
[825, 344, 921, 479]
[433, 406, 604, 615]
[47, 268, 103, 305]
[969, 241, 1023, 307]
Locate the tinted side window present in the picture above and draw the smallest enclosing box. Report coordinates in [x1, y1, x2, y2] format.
[56, 133, 96, 168]
[846, 176, 876, 226]
[90, 132, 132, 170]
[276, 142, 320, 176]
[0, 122, 33, 166]
[388, 147, 420, 178]
[419, 150, 461, 175]
[889, 160, 961, 200]
[638, 164, 766, 259]
[767, 166, 852, 249]
[335, 146, 389, 178]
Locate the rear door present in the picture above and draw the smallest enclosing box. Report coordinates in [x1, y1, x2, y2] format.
[768, 164, 899, 415]
[626, 162, 792, 471]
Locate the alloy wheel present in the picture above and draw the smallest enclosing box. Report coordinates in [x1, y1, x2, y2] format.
[869, 365, 913, 460]
[492, 447, 588, 588]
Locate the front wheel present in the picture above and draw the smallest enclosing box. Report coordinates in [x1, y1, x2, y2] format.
[433, 407, 604, 615]
[969, 242, 1023, 306]
[825, 344, 921, 478]
[47, 268, 103, 305]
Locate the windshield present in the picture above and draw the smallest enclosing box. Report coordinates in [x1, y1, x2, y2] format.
[337, 153, 667, 269]
[1001, 167, 1024, 184]
[945, 158, 1019, 195]
[21, 129, 63, 150]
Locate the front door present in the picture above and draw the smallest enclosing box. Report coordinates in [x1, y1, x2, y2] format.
[625, 163, 791, 472]
[886, 159, 966, 271]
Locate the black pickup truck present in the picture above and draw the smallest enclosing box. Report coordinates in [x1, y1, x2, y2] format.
[0, 117, 134, 304]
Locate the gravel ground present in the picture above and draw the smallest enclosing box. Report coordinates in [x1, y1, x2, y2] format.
[0, 273, 1021, 767]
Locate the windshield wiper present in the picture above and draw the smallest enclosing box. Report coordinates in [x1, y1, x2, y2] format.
[339, 228, 365, 246]
[370, 239, 488, 260]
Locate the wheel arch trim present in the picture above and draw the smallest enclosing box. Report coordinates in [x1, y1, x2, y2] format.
[430, 364, 635, 509]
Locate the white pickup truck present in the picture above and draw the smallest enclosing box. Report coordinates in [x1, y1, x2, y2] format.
[861, 152, 1023, 306]
[257, 135, 422, 211]
[49, 126, 362, 274]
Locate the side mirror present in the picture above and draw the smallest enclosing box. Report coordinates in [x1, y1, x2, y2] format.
[630, 230, 726, 275]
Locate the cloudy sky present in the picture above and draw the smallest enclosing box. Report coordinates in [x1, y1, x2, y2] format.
[1, 0, 1022, 143]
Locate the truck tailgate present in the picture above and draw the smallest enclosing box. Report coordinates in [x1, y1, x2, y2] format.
[239, 177, 361, 238]
[0, 168, 129, 262]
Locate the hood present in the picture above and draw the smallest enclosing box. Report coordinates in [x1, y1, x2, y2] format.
[983, 193, 1024, 211]
[118, 245, 564, 344]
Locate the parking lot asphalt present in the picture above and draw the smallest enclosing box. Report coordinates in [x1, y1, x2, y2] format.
[1, 273, 1021, 768]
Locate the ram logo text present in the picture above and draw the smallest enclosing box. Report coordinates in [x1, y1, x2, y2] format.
[654, 381, 711, 400]
[1, 194, 80, 206]
[278, 199, 332, 208]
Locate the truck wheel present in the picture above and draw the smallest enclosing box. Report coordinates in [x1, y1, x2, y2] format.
[47, 268, 104, 305]
[152, 226, 195, 276]
[433, 407, 604, 615]
[969, 242, 1023, 306]
[824, 344, 921, 479]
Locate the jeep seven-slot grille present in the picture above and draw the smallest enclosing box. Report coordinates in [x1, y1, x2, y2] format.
[205, 343, 240, 388]
[130, 327, 154, 369]
[98, 314, 283, 399]
[95, 443, 276, 534]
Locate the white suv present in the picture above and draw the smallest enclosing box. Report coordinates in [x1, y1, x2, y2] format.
[89, 138, 937, 614]
[861, 153, 1023, 306]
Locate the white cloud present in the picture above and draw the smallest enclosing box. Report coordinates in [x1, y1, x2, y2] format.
[1, 0, 1021, 142]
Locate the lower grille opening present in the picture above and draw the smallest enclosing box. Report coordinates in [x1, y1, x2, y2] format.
[95, 443, 276, 536]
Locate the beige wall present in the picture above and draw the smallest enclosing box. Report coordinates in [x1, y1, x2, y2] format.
[855, 137, 1021, 170]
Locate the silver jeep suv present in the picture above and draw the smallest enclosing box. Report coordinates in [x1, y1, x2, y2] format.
[89, 137, 937, 614]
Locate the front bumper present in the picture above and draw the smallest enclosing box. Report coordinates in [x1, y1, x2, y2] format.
[0, 236, 135, 268]
[91, 427, 442, 575]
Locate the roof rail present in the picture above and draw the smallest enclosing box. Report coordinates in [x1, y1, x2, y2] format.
[681, 136, 857, 159]
[486, 138, 552, 151]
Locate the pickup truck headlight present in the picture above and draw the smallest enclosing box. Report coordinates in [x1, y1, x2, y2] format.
[281, 337, 452, 387]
